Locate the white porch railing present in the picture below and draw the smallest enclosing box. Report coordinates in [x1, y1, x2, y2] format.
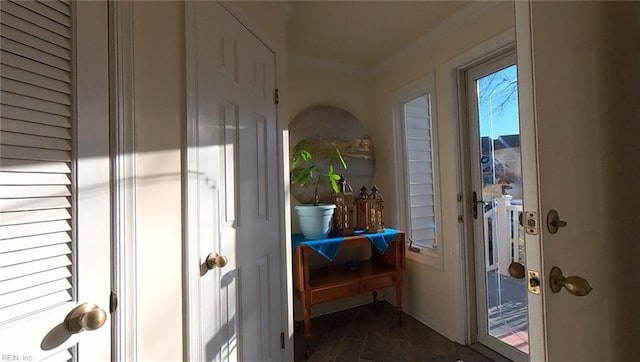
[483, 195, 524, 275]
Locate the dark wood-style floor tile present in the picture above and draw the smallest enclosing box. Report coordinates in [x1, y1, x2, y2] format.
[383, 337, 411, 362]
[334, 338, 364, 362]
[359, 330, 389, 361]
[294, 301, 494, 362]
[455, 343, 494, 362]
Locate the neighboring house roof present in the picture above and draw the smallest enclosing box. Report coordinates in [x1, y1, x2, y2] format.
[480, 134, 520, 151]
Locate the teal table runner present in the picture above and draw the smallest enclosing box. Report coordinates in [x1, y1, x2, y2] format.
[292, 228, 399, 261]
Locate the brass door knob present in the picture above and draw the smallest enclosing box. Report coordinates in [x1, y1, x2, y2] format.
[549, 266, 593, 296]
[206, 253, 228, 270]
[65, 303, 107, 333]
[508, 262, 526, 279]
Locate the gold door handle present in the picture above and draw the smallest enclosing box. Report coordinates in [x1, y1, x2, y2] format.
[549, 266, 593, 296]
[65, 303, 107, 333]
[508, 262, 526, 279]
[206, 253, 228, 269]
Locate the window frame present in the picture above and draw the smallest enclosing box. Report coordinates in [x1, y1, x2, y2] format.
[390, 72, 443, 269]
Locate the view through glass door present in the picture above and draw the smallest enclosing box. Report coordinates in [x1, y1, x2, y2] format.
[466, 51, 529, 361]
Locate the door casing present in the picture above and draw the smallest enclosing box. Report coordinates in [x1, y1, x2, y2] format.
[463, 49, 528, 362]
[450, 27, 546, 361]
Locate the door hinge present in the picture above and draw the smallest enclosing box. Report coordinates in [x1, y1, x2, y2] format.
[274, 88, 279, 105]
[280, 332, 285, 349]
[110, 291, 118, 313]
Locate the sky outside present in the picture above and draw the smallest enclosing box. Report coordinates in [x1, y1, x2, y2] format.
[477, 64, 520, 139]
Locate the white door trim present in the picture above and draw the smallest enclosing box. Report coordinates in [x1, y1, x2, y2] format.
[183, 3, 201, 360]
[514, 2, 547, 360]
[109, 1, 138, 360]
[447, 28, 515, 344]
[464, 51, 528, 362]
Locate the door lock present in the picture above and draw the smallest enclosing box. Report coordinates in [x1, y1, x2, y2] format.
[527, 270, 541, 295]
[546, 209, 568, 234]
[524, 211, 539, 235]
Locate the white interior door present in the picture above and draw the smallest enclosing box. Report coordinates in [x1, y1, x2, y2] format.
[0, 1, 111, 360]
[515, 1, 638, 360]
[186, 2, 283, 361]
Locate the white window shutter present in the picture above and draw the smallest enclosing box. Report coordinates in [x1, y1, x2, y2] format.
[404, 95, 437, 249]
[0, 0, 74, 324]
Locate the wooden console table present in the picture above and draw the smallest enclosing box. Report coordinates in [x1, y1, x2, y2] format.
[293, 231, 405, 348]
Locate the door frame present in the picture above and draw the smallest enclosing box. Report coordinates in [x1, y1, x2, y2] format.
[447, 28, 515, 345]
[513, 2, 547, 360]
[451, 19, 547, 362]
[183, 2, 291, 360]
[457, 44, 516, 351]
[108, 1, 137, 360]
[462, 49, 527, 361]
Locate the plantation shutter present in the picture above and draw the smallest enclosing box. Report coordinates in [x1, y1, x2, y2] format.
[404, 94, 437, 250]
[0, 0, 74, 324]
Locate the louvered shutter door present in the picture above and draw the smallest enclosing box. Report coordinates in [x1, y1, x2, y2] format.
[404, 95, 437, 249]
[0, 0, 74, 324]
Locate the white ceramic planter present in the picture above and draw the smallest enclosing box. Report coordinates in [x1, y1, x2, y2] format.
[295, 204, 336, 240]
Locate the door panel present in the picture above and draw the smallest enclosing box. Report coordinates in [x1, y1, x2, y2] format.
[187, 2, 282, 361]
[0, 1, 111, 360]
[533, 3, 614, 360]
[515, 1, 639, 360]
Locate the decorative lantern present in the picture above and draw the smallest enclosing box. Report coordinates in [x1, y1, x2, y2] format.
[355, 186, 369, 231]
[366, 185, 385, 233]
[331, 176, 354, 236]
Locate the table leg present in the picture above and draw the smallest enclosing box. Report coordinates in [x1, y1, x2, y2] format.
[372, 290, 378, 307]
[303, 303, 311, 338]
[303, 301, 312, 358]
[305, 340, 311, 359]
[396, 284, 403, 327]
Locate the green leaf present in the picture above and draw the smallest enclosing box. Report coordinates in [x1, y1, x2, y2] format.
[335, 149, 347, 169]
[290, 138, 349, 196]
[330, 178, 339, 193]
[292, 168, 311, 185]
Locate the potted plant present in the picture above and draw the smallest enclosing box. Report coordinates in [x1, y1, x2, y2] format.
[290, 139, 347, 239]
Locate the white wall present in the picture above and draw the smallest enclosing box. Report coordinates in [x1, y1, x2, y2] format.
[133, 2, 184, 360]
[373, 2, 515, 341]
[287, 54, 376, 129]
